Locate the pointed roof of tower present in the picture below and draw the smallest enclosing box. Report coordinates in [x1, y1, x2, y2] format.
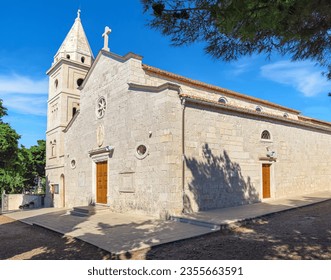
[53, 10, 94, 65]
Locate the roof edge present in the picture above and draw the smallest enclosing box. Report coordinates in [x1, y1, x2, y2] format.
[142, 64, 301, 115]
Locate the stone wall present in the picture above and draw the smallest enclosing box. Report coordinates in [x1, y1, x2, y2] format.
[183, 102, 331, 212]
[64, 54, 183, 217]
[61, 51, 331, 216]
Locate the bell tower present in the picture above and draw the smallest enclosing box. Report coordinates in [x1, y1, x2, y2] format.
[45, 10, 94, 207]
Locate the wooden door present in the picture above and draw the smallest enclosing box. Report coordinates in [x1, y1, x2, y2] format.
[96, 161, 108, 204]
[262, 164, 271, 198]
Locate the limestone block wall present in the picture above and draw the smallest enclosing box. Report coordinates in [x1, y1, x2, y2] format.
[106, 87, 183, 217]
[64, 54, 183, 217]
[4, 194, 42, 211]
[183, 103, 331, 212]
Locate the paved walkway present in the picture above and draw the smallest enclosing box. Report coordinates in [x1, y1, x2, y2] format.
[3, 190, 331, 255]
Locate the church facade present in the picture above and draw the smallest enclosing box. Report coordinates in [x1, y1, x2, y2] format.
[45, 12, 331, 218]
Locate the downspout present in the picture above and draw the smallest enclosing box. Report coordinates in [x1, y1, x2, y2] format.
[180, 97, 186, 213]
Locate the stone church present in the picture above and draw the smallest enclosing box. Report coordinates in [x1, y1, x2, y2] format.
[45, 11, 331, 218]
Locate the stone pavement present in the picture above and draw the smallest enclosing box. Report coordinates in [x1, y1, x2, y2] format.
[3, 190, 331, 255]
[175, 191, 331, 228]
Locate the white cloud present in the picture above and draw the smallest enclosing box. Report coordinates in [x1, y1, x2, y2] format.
[0, 73, 48, 116]
[260, 60, 331, 97]
[229, 56, 259, 76]
[0, 73, 48, 94]
[231, 62, 251, 76]
[1, 94, 47, 116]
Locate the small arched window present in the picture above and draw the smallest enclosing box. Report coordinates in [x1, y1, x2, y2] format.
[66, 54, 70, 59]
[218, 97, 228, 104]
[77, 78, 84, 87]
[256, 106, 263, 112]
[50, 140, 57, 157]
[261, 130, 271, 140]
[81, 56, 85, 63]
[72, 107, 77, 117]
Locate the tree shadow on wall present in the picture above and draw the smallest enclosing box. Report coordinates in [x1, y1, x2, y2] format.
[183, 143, 260, 213]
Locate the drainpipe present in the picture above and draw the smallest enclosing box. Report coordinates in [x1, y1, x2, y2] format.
[180, 97, 186, 213]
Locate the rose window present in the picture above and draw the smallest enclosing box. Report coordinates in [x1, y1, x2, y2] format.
[96, 97, 106, 118]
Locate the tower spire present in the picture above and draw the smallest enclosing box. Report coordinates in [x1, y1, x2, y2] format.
[52, 10, 94, 66]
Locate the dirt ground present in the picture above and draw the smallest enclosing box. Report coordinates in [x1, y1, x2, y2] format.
[1, 200, 331, 260]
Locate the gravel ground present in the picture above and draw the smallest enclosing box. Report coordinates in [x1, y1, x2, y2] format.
[1, 200, 331, 260]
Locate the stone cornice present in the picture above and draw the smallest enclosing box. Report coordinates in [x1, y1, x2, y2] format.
[46, 57, 91, 75]
[88, 146, 114, 157]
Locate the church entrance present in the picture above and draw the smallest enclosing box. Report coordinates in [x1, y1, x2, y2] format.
[262, 164, 271, 198]
[96, 161, 108, 204]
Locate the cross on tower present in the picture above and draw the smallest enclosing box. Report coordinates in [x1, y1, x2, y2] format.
[102, 26, 112, 52]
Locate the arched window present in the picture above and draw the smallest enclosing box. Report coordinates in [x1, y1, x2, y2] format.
[72, 107, 77, 117]
[261, 130, 271, 140]
[256, 106, 263, 112]
[50, 140, 57, 157]
[218, 97, 228, 104]
[77, 78, 84, 87]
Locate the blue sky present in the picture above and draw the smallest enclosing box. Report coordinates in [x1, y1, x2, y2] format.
[0, 0, 330, 147]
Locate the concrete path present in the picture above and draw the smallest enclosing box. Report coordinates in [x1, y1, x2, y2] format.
[177, 191, 331, 228]
[3, 190, 331, 255]
[3, 208, 213, 255]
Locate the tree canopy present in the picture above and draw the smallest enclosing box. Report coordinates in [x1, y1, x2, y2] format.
[142, 0, 331, 80]
[0, 99, 7, 118]
[0, 99, 20, 170]
[0, 100, 46, 195]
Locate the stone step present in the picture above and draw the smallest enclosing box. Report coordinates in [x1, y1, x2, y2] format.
[69, 205, 109, 217]
[170, 216, 221, 231]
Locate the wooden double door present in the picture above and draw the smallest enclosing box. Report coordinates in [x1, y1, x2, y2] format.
[96, 161, 108, 204]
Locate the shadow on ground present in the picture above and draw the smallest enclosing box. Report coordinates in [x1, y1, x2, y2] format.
[1, 199, 331, 259]
[145, 199, 331, 260]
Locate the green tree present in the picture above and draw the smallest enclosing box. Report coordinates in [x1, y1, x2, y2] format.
[0, 99, 7, 118]
[19, 140, 46, 190]
[142, 0, 331, 79]
[1, 100, 46, 196]
[0, 99, 23, 194]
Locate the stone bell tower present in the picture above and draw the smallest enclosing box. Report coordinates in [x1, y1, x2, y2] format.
[45, 10, 94, 207]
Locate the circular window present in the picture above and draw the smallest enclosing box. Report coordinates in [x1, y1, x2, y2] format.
[77, 78, 84, 87]
[96, 97, 106, 118]
[66, 54, 70, 59]
[135, 144, 149, 159]
[70, 159, 76, 169]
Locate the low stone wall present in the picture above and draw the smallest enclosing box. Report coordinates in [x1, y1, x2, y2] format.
[4, 194, 43, 211]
